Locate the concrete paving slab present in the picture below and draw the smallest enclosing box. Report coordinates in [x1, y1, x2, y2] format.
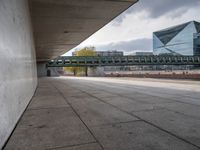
[83, 90, 105, 95]
[157, 102, 200, 119]
[116, 86, 200, 106]
[60, 85, 116, 99]
[87, 92, 117, 99]
[64, 96, 139, 127]
[134, 109, 200, 147]
[76, 81, 174, 104]
[52, 83, 91, 99]
[29, 95, 69, 109]
[122, 93, 173, 104]
[5, 77, 200, 150]
[62, 91, 87, 97]
[91, 121, 199, 150]
[4, 108, 95, 150]
[85, 85, 173, 104]
[54, 143, 102, 150]
[170, 96, 200, 106]
[34, 87, 60, 97]
[103, 96, 166, 112]
[37, 83, 52, 88]
[37, 79, 52, 87]
[85, 81, 191, 103]
[128, 87, 200, 105]
[65, 94, 92, 100]
[64, 96, 92, 104]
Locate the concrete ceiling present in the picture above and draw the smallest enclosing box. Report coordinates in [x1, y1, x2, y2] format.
[29, 0, 138, 61]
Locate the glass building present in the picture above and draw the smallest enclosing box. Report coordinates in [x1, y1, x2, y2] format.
[153, 21, 200, 56]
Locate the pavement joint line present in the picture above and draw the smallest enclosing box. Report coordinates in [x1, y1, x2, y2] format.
[160, 107, 200, 121]
[60, 80, 176, 107]
[100, 82, 200, 107]
[74, 81, 200, 108]
[71, 83, 174, 105]
[73, 86, 171, 113]
[45, 141, 98, 150]
[51, 81, 105, 150]
[63, 80, 163, 100]
[67, 86, 200, 112]
[89, 120, 142, 128]
[56, 78, 200, 149]
[130, 107, 165, 113]
[67, 83, 200, 150]
[27, 106, 71, 111]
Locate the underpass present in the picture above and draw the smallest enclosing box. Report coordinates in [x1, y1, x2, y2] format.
[1, 0, 200, 149]
[4, 77, 200, 150]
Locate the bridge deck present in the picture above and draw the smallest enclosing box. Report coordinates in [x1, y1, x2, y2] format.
[4, 77, 200, 150]
[47, 56, 200, 67]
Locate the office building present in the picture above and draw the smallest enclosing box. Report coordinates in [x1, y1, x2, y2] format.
[153, 21, 200, 56]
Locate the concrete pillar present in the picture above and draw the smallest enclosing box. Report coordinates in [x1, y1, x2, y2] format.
[37, 62, 48, 77]
[37, 62, 61, 77]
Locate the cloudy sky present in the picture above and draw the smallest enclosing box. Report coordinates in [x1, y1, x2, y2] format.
[64, 0, 200, 56]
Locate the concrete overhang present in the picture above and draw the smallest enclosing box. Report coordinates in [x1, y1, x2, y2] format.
[29, 0, 138, 62]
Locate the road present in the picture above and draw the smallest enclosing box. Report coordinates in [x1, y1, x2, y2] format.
[4, 77, 200, 150]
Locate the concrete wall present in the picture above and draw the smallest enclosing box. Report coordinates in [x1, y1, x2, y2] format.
[37, 62, 47, 77]
[37, 63, 61, 77]
[0, 0, 37, 148]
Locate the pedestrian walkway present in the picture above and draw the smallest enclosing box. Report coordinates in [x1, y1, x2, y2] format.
[4, 77, 200, 150]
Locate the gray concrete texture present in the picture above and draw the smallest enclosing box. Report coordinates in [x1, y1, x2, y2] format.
[29, 0, 138, 61]
[0, 0, 37, 148]
[4, 77, 200, 150]
[37, 62, 62, 77]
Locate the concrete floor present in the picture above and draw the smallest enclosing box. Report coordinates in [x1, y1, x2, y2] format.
[4, 77, 200, 150]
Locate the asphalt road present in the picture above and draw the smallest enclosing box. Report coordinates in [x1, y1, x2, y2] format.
[4, 77, 200, 150]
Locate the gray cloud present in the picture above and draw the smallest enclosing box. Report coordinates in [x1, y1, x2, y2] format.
[96, 38, 152, 53]
[113, 0, 200, 25]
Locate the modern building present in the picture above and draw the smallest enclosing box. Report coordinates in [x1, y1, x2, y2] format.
[153, 21, 200, 56]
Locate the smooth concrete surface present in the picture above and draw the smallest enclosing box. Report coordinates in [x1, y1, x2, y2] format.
[37, 62, 47, 77]
[37, 62, 61, 77]
[4, 77, 200, 150]
[0, 0, 37, 148]
[28, 0, 138, 61]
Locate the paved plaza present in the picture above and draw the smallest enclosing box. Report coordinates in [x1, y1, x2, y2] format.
[4, 77, 200, 150]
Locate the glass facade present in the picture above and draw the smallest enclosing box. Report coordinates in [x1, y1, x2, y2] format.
[153, 21, 200, 56]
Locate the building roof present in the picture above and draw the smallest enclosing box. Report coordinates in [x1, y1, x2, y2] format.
[153, 21, 200, 45]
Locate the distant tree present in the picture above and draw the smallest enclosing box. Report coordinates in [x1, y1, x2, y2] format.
[74, 47, 96, 57]
[63, 67, 78, 76]
[64, 47, 97, 76]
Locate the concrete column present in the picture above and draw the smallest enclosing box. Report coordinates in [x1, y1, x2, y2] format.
[37, 62, 61, 77]
[37, 62, 48, 77]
